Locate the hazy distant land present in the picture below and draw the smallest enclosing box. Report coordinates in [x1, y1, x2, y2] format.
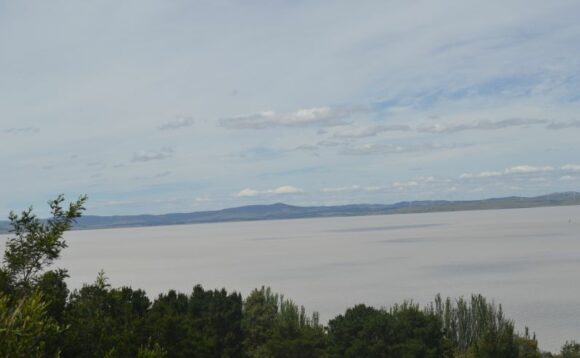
[2, 191, 578, 234]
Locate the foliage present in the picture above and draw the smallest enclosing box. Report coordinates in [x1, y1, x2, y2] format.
[561, 341, 580, 357]
[145, 285, 243, 357]
[327, 304, 394, 357]
[2, 194, 87, 292]
[242, 286, 327, 357]
[428, 293, 523, 356]
[36, 269, 70, 323]
[390, 301, 454, 357]
[0, 291, 62, 357]
[328, 302, 453, 357]
[62, 271, 151, 357]
[137, 341, 168, 358]
[515, 328, 542, 358]
[242, 286, 279, 356]
[0, 195, 86, 357]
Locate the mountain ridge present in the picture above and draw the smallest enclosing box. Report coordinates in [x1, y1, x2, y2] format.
[0, 192, 579, 234]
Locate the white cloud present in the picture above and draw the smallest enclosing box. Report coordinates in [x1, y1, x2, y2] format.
[363, 186, 386, 192]
[321, 185, 360, 192]
[416, 118, 546, 134]
[235, 188, 260, 197]
[341, 142, 466, 156]
[417, 176, 438, 183]
[461, 165, 554, 179]
[562, 164, 580, 172]
[559, 175, 576, 181]
[195, 197, 213, 202]
[459, 171, 502, 179]
[546, 120, 580, 130]
[1, 127, 39, 134]
[235, 185, 304, 197]
[331, 124, 411, 139]
[393, 181, 419, 188]
[131, 147, 173, 162]
[391, 176, 443, 189]
[479, 171, 503, 178]
[327, 117, 547, 141]
[504, 165, 554, 174]
[158, 116, 195, 130]
[269, 185, 303, 194]
[99, 200, 136, 207]
[220, 107, 354, 129]
[295, 144, 319, 152]
[154, 171, 172, 178]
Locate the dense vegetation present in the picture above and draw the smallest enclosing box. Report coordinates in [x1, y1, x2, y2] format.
[1, 196, 578, 357]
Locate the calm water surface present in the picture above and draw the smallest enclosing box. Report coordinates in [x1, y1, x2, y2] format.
[3, 206, 580, 351]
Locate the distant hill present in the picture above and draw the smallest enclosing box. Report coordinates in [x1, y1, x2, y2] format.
[1, 192, 579, 234]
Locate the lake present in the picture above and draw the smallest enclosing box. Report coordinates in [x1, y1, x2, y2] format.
[3, 205, 580, 352]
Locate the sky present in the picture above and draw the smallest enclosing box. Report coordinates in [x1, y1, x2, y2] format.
[1, 0, 580, 216]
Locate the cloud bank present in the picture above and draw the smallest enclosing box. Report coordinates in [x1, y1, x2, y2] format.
[220, 107, 356, 129]
[158, 117, 195, 131]
[416, 118, 547, 134]
[235, 185, 304, 197]
[1, 127, 39, 134]
[131, 148, 173, 162]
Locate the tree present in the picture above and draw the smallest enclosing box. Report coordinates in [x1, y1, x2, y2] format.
[62, 271, 152, 358]
[261, 298, 327, 357]
[242, 286, 279, 356]
[145, 285, 244, 358]
[0, 291, 62, 357]
[428, 294, 520, 356]
[389, 302, 453, 357]
[0, 195, 87, 357]
[328, 302, 452, 358]
[470, 323, 518, 358]
[561, 341, 580, 358]
[328, 304, 395, 357]
[242, 286, 326, 358]
[36, 269, 70, 323]
[515, 327, 542, 358]
[137, 341, 168, 358]
[2, 194, 87, 292]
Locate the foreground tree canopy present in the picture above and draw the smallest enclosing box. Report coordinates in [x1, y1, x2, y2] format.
[0, 196, 577, 357]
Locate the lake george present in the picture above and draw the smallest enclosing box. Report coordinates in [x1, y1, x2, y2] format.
[2, 205, 580, 352]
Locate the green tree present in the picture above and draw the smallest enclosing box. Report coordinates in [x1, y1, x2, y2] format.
[262, 298, 327, 357]
[62, 271, 151, 358]
[470, 323, 518, 358]
[137, 341, 168, 358]
[328, 302, 452, 358]
[561, 341, 580, 357]
[36, 269, 70, 323]
[428, 294, 521, 356]
[328, 304, 395, 357]
[242, 286, 326, 357]
[242, 286, 279, 356]
[0, 195, 86, 357]
[0, 291, 62, 357]
[390, 302, 453, 357]
[2, 194, 87, 292]
[515, 328, 542, 358]
[145, 285, 243, 358]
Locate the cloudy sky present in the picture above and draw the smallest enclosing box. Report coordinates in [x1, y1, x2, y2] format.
[2, 0, 580, 216]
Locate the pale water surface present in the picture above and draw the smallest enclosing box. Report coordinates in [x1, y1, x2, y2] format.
[3, 206, 580, 352]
